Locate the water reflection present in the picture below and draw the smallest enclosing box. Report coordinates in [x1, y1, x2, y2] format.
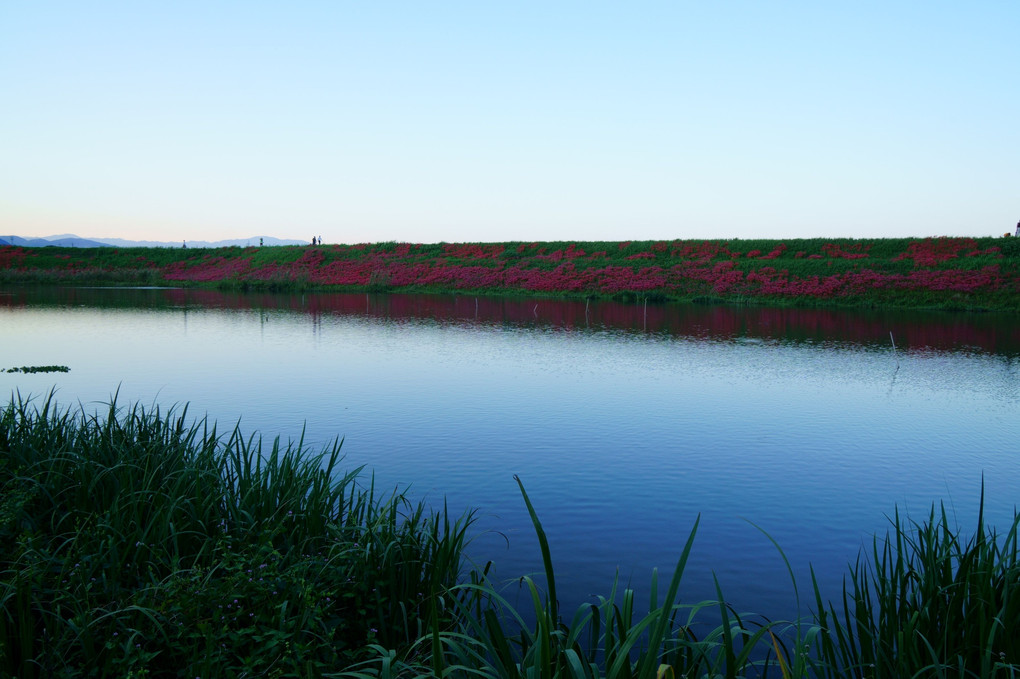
[2, 285, 1019, 624]
[4, 285, 1019, 356]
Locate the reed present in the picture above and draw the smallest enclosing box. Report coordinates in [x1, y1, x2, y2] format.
[810, 485, 1020, 678]
[337, 484, 1020, 679]
[3, 392, 1019, 677]
[340, 477, 790, 679]
[0, 391, 475, 677]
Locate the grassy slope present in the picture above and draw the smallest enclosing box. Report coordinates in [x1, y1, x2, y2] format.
[2, 236, 1019, 311]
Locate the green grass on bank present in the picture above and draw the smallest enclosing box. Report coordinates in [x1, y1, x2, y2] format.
[3, 394, 1020, 677]
[2, 237, 1019, 311]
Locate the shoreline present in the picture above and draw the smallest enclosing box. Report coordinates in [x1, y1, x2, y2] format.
[2, 236, 1018, 313]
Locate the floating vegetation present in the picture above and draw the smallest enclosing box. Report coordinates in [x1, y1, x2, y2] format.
[4, 365, 70, 373]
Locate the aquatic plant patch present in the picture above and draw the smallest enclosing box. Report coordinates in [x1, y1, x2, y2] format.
[4, 365, 70, 373]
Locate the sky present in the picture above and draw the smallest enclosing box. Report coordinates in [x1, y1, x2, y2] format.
[2, 2, 1018, 245]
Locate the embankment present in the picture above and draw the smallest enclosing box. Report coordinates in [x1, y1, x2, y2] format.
[2, 236, 1018, 311]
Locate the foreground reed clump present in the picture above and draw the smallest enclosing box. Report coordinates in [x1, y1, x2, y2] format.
[0, 392, 475, 678]
[341, 488, 1020, 679]
[811, 495, 1020, 679]
[3, 393, 1019, 678]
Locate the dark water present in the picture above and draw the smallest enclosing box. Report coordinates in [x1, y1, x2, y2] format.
[3, 285, 1019, 624]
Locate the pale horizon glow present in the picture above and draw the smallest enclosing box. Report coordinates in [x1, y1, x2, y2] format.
[2, 2, 1018, 244]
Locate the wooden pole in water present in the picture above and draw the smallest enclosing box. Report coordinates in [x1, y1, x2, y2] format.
[890, 331, 899, 366]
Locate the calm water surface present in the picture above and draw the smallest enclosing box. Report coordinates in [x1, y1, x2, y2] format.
[3, 286, 1019, 622]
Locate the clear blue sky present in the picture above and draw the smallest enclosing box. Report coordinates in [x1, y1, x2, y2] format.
[2, 2, 1017, 244]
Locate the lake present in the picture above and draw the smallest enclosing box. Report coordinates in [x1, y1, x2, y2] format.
[2, 285, 1019, 625]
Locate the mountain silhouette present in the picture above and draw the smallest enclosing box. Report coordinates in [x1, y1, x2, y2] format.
[0, 235, 307, 248]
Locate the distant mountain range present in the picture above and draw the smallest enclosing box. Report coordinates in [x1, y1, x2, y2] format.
[0, 234, 307, 248]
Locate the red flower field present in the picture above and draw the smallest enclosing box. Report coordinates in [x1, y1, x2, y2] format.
[2, 236, 1018, 311]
